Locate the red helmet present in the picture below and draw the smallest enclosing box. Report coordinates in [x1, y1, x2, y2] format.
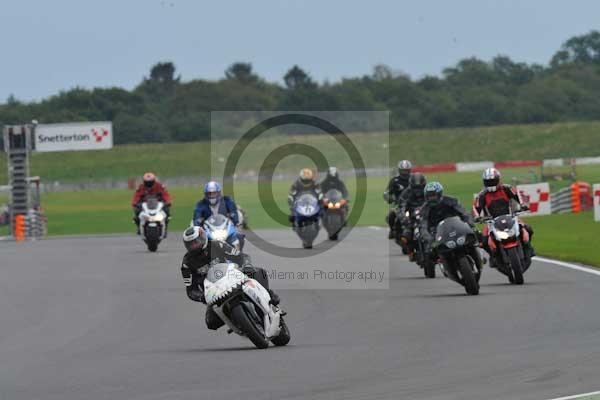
[482, 168, 501, 192]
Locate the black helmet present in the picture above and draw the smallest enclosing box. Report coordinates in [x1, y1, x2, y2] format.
[409, 172, 427, 190]
[183, 226, 208, 252]
[397, 160, 412, 178]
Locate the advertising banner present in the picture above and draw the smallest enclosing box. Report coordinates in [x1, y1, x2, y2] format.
[34, 122, 113, 152]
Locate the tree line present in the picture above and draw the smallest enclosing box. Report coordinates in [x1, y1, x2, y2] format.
[2, 31, 600, 144]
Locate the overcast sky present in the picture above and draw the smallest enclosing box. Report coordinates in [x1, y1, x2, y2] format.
[1, 0, 599, 101]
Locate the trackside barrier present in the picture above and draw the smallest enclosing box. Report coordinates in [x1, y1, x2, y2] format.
[550, 182, 593, 214]
[594, 184, 600, 222]
[13, 215, 25, 242]
[517, 183, 551, 216]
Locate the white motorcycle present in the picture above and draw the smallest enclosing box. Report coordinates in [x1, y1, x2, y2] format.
[204, 262, 290, 349]
[138, 196, 168, 252]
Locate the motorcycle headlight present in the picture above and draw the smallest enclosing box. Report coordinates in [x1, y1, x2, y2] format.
[335, 202, 341, 208]
[213, 230, 228, 241]
[456, 236, 466, 246]
[149, 214, 165, 223]
[328, 203, 334, 209]
[446, 240, 456, 249]
[497, 231, 510, 240]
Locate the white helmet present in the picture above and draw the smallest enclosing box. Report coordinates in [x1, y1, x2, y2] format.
[182, 226, 208, 252]
[482, 168, 501, 192]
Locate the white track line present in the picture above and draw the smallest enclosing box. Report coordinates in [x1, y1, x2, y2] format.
[537, 258, 600, 400]
[534, 256, 600, 277]
[545, 390, 600, 400]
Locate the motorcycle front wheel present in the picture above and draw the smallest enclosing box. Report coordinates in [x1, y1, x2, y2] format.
[231, 304, 269, 349]
[458, 256, 479, 295]
[507, 247, 524, 285]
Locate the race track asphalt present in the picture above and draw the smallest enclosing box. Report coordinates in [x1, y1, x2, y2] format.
[1, 227, 599, 400]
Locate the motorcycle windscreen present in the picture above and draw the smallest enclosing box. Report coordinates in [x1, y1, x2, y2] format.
[145, 196, 160, 210]
[295, 193, 319, 217]
[435, 216, 473, 243]
[205, 263, 233, 284]
[492, 215, 514, 231]
[324, 189, 343, 203]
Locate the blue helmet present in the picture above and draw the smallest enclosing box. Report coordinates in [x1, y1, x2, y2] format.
[424, 181, 444, 206]
[204, 181, 222, 205]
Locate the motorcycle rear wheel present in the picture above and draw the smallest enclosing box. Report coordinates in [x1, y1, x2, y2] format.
[231, 304, 269, 349]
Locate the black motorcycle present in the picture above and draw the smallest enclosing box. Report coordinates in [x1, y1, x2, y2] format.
[412, 209, 436, 279]
[432, 216, 482, 295]
[322, 189, 348, 241]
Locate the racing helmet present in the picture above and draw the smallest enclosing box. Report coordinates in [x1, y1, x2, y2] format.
[409, 172, 427, 191]
[327, 166, 338, 179]
[299, 168, 315, 185]
[183, 226, 208, 252]
[397, 160, 412, 178]
[482, 168, 501, 192]
[424, 181, 444, 206]
[204, 181, 222, 205]
[143, 172, 156, 188]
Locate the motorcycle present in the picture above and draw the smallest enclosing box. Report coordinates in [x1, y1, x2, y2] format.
[292, 191, 321, 249]
[203, 262, 290, 349]
[203, 213, 244, 251]
[138, 196, 168, 252]
[322, 189, 347, 241]
[479, 211, 532, 285]
[410, 209, 437, 278]
[432, 216, 482, 295]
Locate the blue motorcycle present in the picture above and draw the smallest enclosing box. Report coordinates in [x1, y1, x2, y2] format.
[292, 191, 321, 249]
[203, 214, 244, 251]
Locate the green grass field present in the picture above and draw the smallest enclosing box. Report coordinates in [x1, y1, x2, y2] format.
[1, 168, 599, 266]
[1, 120, 600, 184]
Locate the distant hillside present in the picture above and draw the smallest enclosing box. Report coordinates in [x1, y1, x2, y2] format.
[1, 121, 599, 184]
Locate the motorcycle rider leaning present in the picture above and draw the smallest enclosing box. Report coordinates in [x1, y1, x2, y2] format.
[398, 172, 427, 259]
[180, 226, 281, 330]
[288, 168, 323, 223]
[419, 182, 478, 254]
[132, 172, 172, 234]
[193, 181, 239, 226]
[320, 167, 349, 199]
[472, 168, 535, 261]
[384, 160, 412, 239]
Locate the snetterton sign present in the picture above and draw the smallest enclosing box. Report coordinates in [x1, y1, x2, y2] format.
[34, 121, 113, 152]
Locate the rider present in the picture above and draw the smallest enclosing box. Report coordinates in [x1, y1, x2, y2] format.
[472, 168, 535, 261]
[419, 182, 476, 252]
[193, 181, 239, 226]
[384, 160, 412, 239]
[180, 226, 280, 331]
[320, 167, 349, 199]
[288, 168, 322, 223]
[132, 172, 172, 234]
[398, 172, 427, 259]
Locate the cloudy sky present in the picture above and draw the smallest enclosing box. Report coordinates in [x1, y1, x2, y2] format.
[1, 0, 599, 101]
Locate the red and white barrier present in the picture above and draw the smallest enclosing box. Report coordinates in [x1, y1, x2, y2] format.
[517, 183, 551, 216]
[411, 156, 599, 175]
[594, 184, 600, 222]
